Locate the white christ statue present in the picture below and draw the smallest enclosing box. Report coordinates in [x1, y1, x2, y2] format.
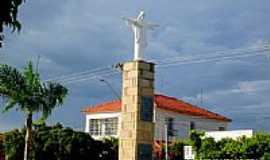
[123, 11, 159, 60]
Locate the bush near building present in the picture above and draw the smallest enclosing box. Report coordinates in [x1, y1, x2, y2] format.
[155, 130, 270, 160]
[154, 141, 186, 160]
[3, 126, 269, 160]
[1, 123, 117, 160]
[189, 130, 270, 159]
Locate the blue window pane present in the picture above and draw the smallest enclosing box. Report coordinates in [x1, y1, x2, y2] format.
[138, 144, 153, 160]
[140, 96, 153, 122]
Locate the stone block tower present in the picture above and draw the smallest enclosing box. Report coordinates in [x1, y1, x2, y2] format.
[119, 60, 155, 160]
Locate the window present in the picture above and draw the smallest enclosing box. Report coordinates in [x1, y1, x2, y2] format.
[190, 121, 195, 130]
[165, 117, 175, 136]
[89, 118, 118, 136]
[219, 127, 225, 131]
[105, 118, 118, 135]
[138, 144, 152, 160]
[140, 96, 154, 122]
[89, 119, 102, 136]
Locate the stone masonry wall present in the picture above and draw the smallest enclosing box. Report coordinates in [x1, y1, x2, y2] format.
[119, 60, 155, 160]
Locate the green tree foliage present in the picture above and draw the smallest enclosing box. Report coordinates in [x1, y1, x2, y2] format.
[1, 124, 118, 160]
[0, 0, 25, 47]
[168, 141, 185, 160]
[156, 131, 270, 159]
[2, 129, 25, 160]
[190, 131, 270, 159]
[101, 137, 118, 160]
[188, 129, 204, 151]
[157, 140, 189, 160]
[0, 62, 68, 160]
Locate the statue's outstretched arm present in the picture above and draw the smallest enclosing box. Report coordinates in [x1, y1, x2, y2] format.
[145, 22, 159, 30]
[122, 17, 136, 26]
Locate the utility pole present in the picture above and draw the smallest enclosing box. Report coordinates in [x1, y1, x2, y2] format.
[200, 88, 203, 106]
[35, 54, 41, 122]
[35, 54, 41, 73]
[165, 122, 169, 160]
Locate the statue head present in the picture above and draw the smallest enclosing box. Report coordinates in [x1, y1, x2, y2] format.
[137, 11, 145, 21]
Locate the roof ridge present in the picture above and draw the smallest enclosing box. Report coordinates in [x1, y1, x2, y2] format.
[156, 94, 230, 119]
[83, 94, 231, 122]
[84, 99, 121, 108]
[154, 94, 179, 100]
[185, 102, 229, 119]
[154, 94, 231, 122]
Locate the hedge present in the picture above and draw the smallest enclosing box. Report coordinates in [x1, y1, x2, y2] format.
[0, 123, 117, 160]
[189, 130, 270, 159]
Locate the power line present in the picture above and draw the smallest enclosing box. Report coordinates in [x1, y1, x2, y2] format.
[45, 69, 117, 85]
[50, 50, 266, 85]
[45, 65, 113, 82]
[62, 71, 119, 85]
[149, 44, 270, 65]
[57, 69, 116, 83]
[158, 49, 269, 68]
[155, 46, 270, 67]
[44, 44, 270, 85]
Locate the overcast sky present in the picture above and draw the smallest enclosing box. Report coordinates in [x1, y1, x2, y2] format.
[1, 0, 270, 132]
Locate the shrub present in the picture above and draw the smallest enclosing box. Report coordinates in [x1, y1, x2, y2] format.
[190, 131, 270, 159]
[2, 123, 118, 160]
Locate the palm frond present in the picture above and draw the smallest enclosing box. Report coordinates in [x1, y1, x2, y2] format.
[0, 64, 25, 112]
[40, 82, 68, 120]
[0, 86, 16, 97]
[2, 99, 17, 113]
[0, 64, 26, 96]
[23, 61, 42, 96]
[1, 62, 68, 124]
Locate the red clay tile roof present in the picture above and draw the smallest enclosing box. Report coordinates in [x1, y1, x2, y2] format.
[83, 100, 121, 113]
[155, 95, 231, 122]
[82, 94, 231, 122]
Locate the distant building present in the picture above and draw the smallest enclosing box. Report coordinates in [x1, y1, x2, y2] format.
[83, 94, 231, 141]
[205, 129, 253, 141]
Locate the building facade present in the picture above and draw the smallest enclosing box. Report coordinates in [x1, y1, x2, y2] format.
[205, 130, 253, 141]
[83, 94, 231, 141]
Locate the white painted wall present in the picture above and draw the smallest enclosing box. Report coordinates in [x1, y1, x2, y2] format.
[154, 108, 228, 141]
[85, 107, 229, 140]
[205, 130, 253, 141]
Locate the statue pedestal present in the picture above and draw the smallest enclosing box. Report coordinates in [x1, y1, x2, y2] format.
[119, 60, 155, 160]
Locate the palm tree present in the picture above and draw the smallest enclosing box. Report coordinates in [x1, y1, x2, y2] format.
[0, 62, 68, 160]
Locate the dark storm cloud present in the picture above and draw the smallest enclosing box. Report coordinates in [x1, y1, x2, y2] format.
[1, 0, 270, 131]
[182, 79, 270, 131]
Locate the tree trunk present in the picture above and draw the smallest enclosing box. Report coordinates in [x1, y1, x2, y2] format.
[24, 113, 32, 160]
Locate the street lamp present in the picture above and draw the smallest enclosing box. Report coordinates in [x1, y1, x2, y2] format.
[99, 78, 121, 100]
